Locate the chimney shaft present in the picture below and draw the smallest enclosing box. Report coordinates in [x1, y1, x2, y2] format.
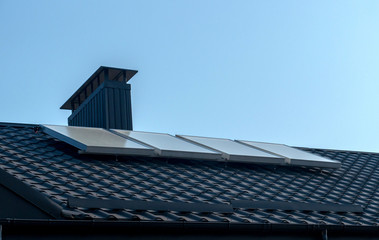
[61, 66, 137, 130]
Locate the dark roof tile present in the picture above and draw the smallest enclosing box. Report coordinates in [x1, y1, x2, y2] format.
[0, 123, 378, 228]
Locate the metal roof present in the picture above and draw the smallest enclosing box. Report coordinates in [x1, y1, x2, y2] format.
[0, 123, 378, 231]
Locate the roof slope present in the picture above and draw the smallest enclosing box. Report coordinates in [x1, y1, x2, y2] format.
[0, 123, 378, 228]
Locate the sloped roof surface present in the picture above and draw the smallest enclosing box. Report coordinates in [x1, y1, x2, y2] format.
[0, 123, 378, 227]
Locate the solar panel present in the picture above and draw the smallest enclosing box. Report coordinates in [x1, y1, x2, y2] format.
[176, 135, 285, 164]
[42, 125, 340, 168]
[42, 125, 154, 156]
[112, 130, 222, 160]
[236, 140, 340, 168]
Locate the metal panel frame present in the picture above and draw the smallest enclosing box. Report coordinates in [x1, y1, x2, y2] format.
[290, 158, 341, 168]
[82, 146, 155, 156]
[68, 198, 362, 213]
[68, 198, 233, 213]
[42, 125, 87, 151]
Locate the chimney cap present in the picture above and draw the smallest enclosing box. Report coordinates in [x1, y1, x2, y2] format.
[61, 66, 138, 110]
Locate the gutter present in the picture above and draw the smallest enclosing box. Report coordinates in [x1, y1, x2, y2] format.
[0, 219, 378, 236]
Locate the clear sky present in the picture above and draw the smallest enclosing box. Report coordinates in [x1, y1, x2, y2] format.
[1, 0, 379, 152]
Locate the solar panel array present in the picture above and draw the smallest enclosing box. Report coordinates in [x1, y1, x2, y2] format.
[42, 125, 340, 168]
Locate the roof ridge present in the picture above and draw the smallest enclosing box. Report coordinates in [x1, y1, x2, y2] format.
[0, 122, 38, 128]
[297, 146, 379, 155]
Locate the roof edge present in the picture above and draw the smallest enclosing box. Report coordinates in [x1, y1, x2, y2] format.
[0, 219, 378, 235]
[0, 168, 63, 219]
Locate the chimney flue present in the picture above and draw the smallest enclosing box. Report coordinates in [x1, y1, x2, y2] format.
[61, 66, 137, 130]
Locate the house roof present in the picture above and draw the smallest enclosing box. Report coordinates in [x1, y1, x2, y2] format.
[0, 122, 378, 232]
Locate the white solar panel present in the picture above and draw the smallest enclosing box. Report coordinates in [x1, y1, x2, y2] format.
[176, 135, 285, 164]
[42, 125, 340, 168]
[236, 140, 340, 168]
[42, 125, 154, 156]
[112, 130, 222, 160]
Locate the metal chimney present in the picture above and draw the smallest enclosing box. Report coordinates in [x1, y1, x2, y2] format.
[61, 66, 137, 130]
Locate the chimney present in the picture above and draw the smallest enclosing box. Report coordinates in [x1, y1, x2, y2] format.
[61, 66, 137, 130]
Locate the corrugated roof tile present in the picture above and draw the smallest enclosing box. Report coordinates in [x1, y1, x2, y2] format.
[0, 123, 378, 228]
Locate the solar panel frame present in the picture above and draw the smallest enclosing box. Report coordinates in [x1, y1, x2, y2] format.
[111, 129, 223, 161]
[176, 135, 286, 165]
[42, 125, 155, 157]
[236, 140, 341, 168]
[290, 158, 341, 168]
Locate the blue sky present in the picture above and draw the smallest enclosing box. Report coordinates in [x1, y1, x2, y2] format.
[1, 0, 379, 152]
